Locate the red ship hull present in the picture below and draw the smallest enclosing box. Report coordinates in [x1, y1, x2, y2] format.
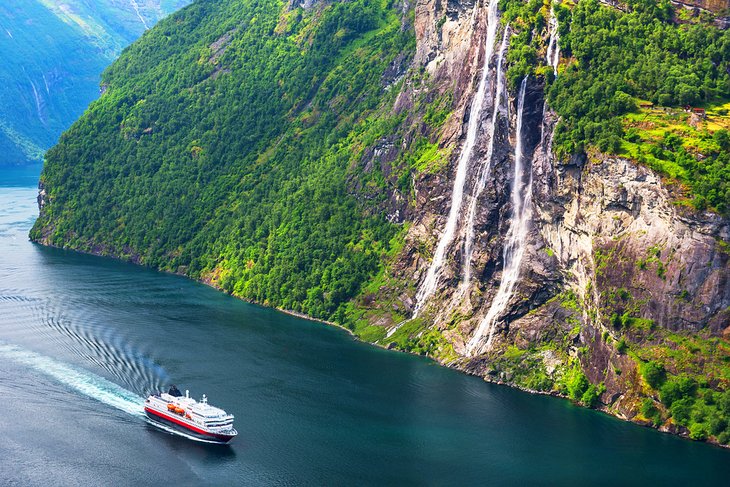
[145, 406, 236, 444]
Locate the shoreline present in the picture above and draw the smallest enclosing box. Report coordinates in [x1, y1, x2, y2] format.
[26, 236, 730, 451]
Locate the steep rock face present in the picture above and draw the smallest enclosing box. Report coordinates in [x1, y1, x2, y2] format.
[524, 124, 730, 416]
[539, 154, 730, 333]
[674, 0, 730, 14]
[379, 0, 730, 426]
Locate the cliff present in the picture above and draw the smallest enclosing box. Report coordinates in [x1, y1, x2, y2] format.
[674, 0, 729, 14]
[32, 0, 730, 445]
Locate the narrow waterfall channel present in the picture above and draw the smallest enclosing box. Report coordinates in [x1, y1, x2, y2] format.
[410, 0, 501, 320]
[466, 77, 531, 356]
[460, 25, 510, 291]
[129, 0, 151, 30]
[546, 5, 560, 76]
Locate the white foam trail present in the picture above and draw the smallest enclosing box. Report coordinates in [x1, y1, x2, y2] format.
[467, 77, 531, 356]
[0, 342, 145, 417]
[410, 0, 501, 319]
[460, 25, 510, 290]
[42, 73, 50, 95]
[546, 5, 560, 76]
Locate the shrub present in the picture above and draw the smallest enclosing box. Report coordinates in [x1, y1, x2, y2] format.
[689, 422, 709, 441]
[717, 430, 730, 445]
[641, 398, 661, 425]
[708, 413, 728, 436]
[670, 397, 696, 425]
[640, 360, 666, 389]
[581, 382, 605, 408]
[660, 375, 698, 407]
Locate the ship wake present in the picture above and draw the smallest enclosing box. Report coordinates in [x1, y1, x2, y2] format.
[0, 341, 145, 417]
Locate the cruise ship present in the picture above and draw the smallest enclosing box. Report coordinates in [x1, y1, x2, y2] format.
[144, 385, 237, 444]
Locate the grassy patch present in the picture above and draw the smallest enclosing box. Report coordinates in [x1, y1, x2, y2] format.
[624, 328, 730, 444]
[620, 102, 730, 214]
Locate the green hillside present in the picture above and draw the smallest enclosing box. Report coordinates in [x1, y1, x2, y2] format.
[501, 0, 730, 214]
[31, 0, 730, 323]
[0, 0, 189, 166]
[32, 0, 415, 321]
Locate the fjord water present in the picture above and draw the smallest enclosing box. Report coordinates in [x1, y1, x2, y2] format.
[1, 171, 729, 485]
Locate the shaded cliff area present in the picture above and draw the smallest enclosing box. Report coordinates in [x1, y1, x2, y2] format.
[33, 0, 730, 445]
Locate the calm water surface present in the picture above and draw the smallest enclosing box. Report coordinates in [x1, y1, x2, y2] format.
[1, 167, 729, 485]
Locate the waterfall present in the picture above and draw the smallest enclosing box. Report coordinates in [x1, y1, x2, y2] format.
[28, 78, 45, 124]
[546, 5, 560, 76]
[410, 0, 501, 319]
[466, 77, 532, 356]
[460, 25, 510, 290]
[129, 0, 150, 30]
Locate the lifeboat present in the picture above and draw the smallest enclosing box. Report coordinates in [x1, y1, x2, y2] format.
[167, 403, 176, 411]
[174, 406, 185, 415]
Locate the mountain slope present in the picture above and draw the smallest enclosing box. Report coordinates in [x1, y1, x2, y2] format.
[32, 0, 415, 320]
[0, 0, 189, 166]
[32, 0, 730, 445]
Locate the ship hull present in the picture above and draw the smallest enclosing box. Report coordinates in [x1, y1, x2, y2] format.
[144, 407, 236, 444]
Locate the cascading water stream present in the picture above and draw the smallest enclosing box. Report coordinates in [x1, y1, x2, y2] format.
[409, 0, 501, 320]
[466, 77, 531, 356]
[129, 0, 150, 30]
[546, 5, 560, 76]
[459, 26, 510, 292]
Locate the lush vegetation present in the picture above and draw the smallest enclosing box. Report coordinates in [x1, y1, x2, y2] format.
[0, 0, 188, 166]
[500, 0, 730, 215]
[593, 242, 730, 444]
[32, 0, 415, 323]
[630, 330, 730, 444]
[548, 0, 730, 152]
[549, 0, 730, 214]
[620, 107, 730, 214]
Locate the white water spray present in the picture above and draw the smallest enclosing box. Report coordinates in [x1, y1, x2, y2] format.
[410, 0, 501, 319]
[466, 77, 532, 356]
[546, 5, 560, 77]
[460, 25, 510, 291]
[0, 342, 145, 417]
[28, 79, 45, 124]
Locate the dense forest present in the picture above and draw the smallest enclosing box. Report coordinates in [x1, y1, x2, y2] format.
[500, 0, 730, 214]
[32, 0, 414, 321]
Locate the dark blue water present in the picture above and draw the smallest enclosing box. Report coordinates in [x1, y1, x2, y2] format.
[1, 169, 729, 485]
